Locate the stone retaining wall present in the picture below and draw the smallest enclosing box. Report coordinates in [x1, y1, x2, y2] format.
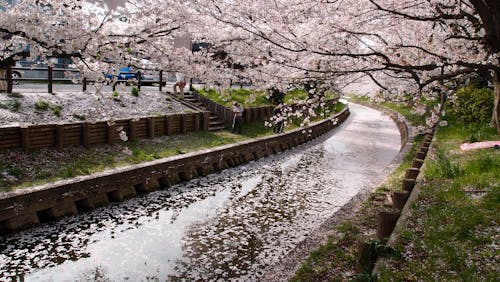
[0, 107, 350, 234]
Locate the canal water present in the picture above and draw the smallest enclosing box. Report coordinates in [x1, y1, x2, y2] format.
[0, 103, 401, 281]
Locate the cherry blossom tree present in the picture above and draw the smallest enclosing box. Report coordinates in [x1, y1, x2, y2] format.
[0, 0, 190, 82]
[2, 0, 498, 133]
[187, 0, 500, 133]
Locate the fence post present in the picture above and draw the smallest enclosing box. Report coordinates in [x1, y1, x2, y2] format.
[7, 65, 13, 93]
[194, 112, 200, 131]
[82, 77, 87, 92]
[203, 112, 210, 130]
[137, 71, 141, 91]
[180, 114, 187, 133]
[56, 124, 64, 150]
[163, 115, 169, 135]
[107, 122, 115, 145]
[20, 126, 30, 152]
[48, 66, 53, 94]
[148, 117, 155, 139]
[159, 70, 163, 92]
[129, 120, 137, 142]
[82, 123, 90, 148]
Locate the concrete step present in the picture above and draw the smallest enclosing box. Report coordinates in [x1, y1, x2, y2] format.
[208, 125, 226, 131]
[210, 121, 224, 127]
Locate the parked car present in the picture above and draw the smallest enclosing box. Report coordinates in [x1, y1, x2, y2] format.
[11, 61, 80, 84]
[105, 66, 156, 85]
[11, 62, 24, 85]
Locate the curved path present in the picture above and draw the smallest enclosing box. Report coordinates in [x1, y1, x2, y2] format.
[0, 103, 401, 281]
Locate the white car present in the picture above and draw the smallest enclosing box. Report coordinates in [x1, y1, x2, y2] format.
[11, 62, 24, 85]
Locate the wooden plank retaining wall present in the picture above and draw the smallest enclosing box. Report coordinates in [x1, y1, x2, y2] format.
[190, 91, 339, 126]
[0, 111, 209, 151]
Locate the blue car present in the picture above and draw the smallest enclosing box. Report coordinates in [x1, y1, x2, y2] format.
[105, 67, 143, 81]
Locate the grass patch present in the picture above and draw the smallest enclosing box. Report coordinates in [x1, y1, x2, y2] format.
[34, 101, 50, 111]
[195, 88, 339, 108]
[377, 107, 500, 280]
[0, 100, 21, 112]
[131, 87, 140, 97]
[195, 88, 270, 107]
[291, 222, 360, 281]
[0, 121, 272, 193]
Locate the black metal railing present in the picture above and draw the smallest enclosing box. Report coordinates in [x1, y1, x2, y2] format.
[1, 66, 170, 93]
[1, 65, 249, 94]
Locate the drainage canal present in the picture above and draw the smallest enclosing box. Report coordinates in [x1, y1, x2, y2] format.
[0, 103, 401, 281]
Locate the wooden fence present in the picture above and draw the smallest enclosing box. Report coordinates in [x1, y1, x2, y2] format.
[190, 91, 339, 126]
[0, 111, 210, 151]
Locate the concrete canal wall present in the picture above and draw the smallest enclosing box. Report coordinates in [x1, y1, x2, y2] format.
[0, 107, 350, 234]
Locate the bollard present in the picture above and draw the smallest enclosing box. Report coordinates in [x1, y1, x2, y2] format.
[159, 70, 163, 92]
[402, 178, 416, 192]
[392, 190, 409, 210]
[376, 209, 400, 241]
[416, 151, 426, 160]
[356, 236, 374, 272]
[405, 168, 420, 179]
[48, 66, 53, 94]
[420, 145, 429, 154]
[412, 158, 424, 169]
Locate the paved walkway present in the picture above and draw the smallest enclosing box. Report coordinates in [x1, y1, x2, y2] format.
[0, 102, 401, 282]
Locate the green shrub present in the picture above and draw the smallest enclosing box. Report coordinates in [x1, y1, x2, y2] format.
[131, 87, 140, 97]
[452, 86, 493, 123]
[50, 105, 63, 116]
[113, 91, 119, 97]
[0, 100, 21, 112]
[72, 114, 86, 121]
[34, 101, 49, 111]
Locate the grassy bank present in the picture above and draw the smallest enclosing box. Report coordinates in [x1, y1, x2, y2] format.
[0, 121, 271, 193]
[194, 88, 339, 108]
[377, 112, 499, 280]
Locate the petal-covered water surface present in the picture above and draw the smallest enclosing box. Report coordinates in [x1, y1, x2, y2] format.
[0, 103, 400, 281]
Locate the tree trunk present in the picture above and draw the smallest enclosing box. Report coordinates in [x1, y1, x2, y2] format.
[493, 72, 500, 136]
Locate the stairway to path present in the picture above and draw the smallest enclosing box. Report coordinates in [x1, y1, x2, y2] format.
[182, 92, 226, 131]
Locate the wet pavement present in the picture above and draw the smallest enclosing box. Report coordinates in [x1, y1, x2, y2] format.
[0, 102, 401, 281]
